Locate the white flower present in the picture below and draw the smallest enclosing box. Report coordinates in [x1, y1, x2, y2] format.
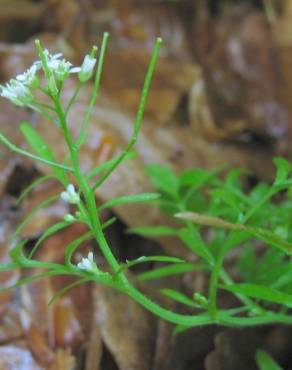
[0, 79, 34, 106]
[78, 54, 96, 82]
[60, 184, 80, 204]
[16, 65, 39, 87]
[77, 252, 98, 272]
[48, 58, 73, 81]
[36, 49, 79, 82]
[34, 49, 62, 67]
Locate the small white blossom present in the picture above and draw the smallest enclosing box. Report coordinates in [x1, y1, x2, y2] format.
[48, 58, 73, 81]
[60, 184, 80, 204]
[34, 49, 62, 68]
[16, 65, 39, 88]
[78, 54, 96, 82]
[36, 49, 79, 82]
[77, 252, 98, 272]
[0, 79, 34, 106]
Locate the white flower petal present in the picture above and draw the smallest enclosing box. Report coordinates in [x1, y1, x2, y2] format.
[88, 252, 94, 263]
[77, 252, 98, 272]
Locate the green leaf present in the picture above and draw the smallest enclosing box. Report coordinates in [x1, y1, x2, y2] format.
[238, 246, 258, 281]
[117, 255, 185, 273]
[29, 220, 70, 259]
[101, 217, 117, 230]
[251, 228, 292, 255]
[137, 263, 199, 281]
[178, 227, 213, 264]
[256, 350, 283, 370]
[179, 167, 222, 188]
[65, 232, 92, 266]
[211, 188, 243, 213]
[273, 157, 292, 185]
[91, 37, 162, 192]
[179, 169, 213, 187]
[161, 289, 197, 308]
[146, 164, 179, 198]
[17, 175, 55, 205]
[20, 122, 67, 183]
[48, 278, 90, 305]
[14, 194, 59, 237]
[221, 283, 292, 308]
[99, 193, 160, 210]
[10, 240, 61, 270]
[128, 225, 178, 237]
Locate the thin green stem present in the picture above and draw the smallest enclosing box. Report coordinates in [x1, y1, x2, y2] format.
[208, 230, 239, 319]
[65, 82, 82, 116]
[124, 284, 214, 326]
[76, 32, 109, 149]
[123, 283, 292, 327]
[92, 37, 162, 192]
[35, 40, 51, 79]
[53, 98, 123, 277]
[17, 175, 55, 205]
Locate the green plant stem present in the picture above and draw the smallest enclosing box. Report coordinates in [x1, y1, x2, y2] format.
[207, 231, 265, 319]
[53, 98, 124, 279]
[124, 284, 214, 326]
[76, 32, 109, 149]
[65, 82, 82, 116]
[177, 205, 263, 316]
[92, 37, 162, 192]
[123, 283, 292, 327]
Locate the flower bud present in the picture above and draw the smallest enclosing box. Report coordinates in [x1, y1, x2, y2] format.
[78, 54, 97, 82]
[60, 184, 80, 204]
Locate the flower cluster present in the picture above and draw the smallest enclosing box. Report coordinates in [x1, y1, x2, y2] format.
[0, 79, 34, 107]
[60, 184, 80, 204]
[77, 252, 99, 273]
[0, 42, 97, 106]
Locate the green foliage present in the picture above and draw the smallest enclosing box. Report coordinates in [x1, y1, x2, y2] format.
[20, 122, 67, 184]
[1, 33, 292, 331]
[134, 160, 292, 327]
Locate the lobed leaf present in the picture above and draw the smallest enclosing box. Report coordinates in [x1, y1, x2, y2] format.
[178, 227, 213, 264]
[146, 164, 179, 198]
